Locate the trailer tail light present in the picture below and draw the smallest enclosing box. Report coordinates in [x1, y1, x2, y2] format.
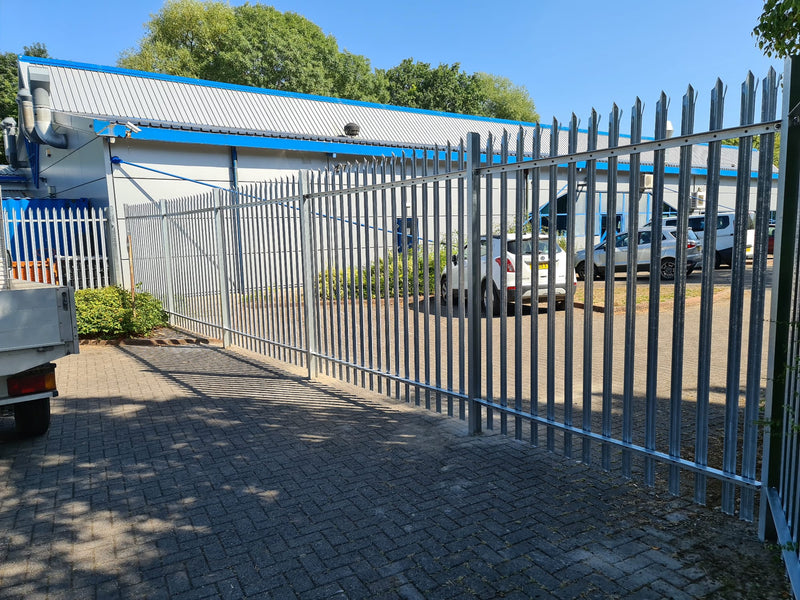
[495, 257, 515, 273]
[7, 367, 56, 397]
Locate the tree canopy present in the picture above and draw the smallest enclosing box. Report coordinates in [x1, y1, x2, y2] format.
[475, 73, 538, 123]
[119, 1, 537, 119]
[753, 0, 800, 58]
[381, 59, 483, 115]
[119, 0, 383, 101]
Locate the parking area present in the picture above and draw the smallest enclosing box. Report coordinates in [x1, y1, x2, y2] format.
[0, 339, 790, 599]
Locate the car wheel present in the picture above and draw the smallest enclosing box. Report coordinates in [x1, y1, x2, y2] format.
[555, 298, 566, 311]
[660, 257, 676, 281]
[595, 266, 605, 281]
[686, 266, 695, 277]
[714, 251, 722, 269]
[481, 280, 501, 317]
[440, 275, 451, 305]
[575, 261, 587, 281]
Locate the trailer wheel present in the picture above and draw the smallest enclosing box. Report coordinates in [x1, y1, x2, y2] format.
[14, 398, 50, 436]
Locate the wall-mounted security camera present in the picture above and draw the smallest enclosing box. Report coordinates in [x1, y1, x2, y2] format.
[125, 121, 142, 134]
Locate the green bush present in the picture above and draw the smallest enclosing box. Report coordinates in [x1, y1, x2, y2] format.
[318, 247, 452, 300]
[75, 286, 168, 338]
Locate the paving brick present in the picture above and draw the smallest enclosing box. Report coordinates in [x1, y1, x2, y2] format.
[0, 343, 789, 599]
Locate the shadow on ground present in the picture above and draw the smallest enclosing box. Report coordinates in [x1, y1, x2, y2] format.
[0, 344, 790, 599]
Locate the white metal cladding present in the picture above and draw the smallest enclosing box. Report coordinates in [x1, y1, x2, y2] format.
[17, 57, 767, 174]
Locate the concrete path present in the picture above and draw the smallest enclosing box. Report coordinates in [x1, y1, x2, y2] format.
[0, 342, 790, 599]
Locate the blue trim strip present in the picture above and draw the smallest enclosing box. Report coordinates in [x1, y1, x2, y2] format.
[95, 119, 467, 161]
[94, 119, 777, 181]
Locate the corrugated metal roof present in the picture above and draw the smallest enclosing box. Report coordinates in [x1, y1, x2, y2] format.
[17, 56, 769, 172]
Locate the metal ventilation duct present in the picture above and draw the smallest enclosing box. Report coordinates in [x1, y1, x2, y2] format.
[17, 66, 67, 149]
[2, 117, 20, 168]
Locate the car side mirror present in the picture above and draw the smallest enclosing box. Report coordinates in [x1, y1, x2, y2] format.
[451, 254, 459, 265]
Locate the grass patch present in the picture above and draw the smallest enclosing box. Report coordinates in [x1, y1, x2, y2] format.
[574, 281, 724, 310]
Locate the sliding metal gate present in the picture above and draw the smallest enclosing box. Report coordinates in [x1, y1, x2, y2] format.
[126, 69, 783, 533]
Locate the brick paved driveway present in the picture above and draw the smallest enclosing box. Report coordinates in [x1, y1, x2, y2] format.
[0, 343, 789, 599]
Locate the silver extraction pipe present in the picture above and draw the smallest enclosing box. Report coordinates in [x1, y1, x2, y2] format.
[17, 65, 67, 149]
[1, 117, 20, 169]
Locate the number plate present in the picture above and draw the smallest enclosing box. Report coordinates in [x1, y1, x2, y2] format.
[537, 263, 548, 270]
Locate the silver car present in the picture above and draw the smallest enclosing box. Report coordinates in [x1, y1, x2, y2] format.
[574, 226, 702, 281]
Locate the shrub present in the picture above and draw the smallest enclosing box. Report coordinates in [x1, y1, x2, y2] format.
[318, 246, 452, 300]
[75, 286, 168, 338]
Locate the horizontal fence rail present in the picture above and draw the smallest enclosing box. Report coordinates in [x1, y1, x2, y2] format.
[1, 200, 110, 290]
[126, 69, 782, 528]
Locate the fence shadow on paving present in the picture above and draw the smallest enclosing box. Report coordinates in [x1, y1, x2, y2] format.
[0, 343, 791, 598]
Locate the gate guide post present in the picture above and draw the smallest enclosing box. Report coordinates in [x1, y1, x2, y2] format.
[467, 132, 482, 434]
[299, 170, 319, 379]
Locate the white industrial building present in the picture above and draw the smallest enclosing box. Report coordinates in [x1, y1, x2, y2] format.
[1, 55, 778, 284]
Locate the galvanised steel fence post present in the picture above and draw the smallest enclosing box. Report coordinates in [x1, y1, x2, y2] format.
[299, 170, 319, 379]
[213, 188, 232, 347]
[761, 56, 800, 545]
[467, 132, 482, 435]
[159, 199, 175, 317]
[758, 55, 800, 598]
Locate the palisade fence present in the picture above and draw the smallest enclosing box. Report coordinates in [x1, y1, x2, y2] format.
[1, 198, 110, 290]
[126, 66, 800, 590]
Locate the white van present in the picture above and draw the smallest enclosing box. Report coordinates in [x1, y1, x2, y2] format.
[660, 212, 755, 267]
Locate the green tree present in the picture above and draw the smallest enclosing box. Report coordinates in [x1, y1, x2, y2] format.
[754, 0, 800, 58]
[119, 0, 381, 100]
[475, 72, 538, 122]
[119, 1, 539, 120]
[118, 0, 245, 80]
[382, 58, 484, 115]
[723, 133, 781, 167]
[0, 43, 49, 165]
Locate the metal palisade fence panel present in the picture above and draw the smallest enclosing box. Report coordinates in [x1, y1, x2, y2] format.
[1, 199, 110, 289]
[125, 70, 783, 528]
[125, 180, 306, 359]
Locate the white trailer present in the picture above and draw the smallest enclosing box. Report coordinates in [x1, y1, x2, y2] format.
[1, 198, 78, 436]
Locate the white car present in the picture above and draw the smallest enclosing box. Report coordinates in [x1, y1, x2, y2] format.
[441, 233, 575, 315]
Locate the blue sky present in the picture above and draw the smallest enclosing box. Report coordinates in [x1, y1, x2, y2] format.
[0, 0, 783, 132]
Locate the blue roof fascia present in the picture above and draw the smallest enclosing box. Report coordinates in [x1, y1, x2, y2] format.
[93, 120, 777, 180]
[0, 174, 27, 182]
[96, 119, 439, 159]
[28, 55, 543, 129]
